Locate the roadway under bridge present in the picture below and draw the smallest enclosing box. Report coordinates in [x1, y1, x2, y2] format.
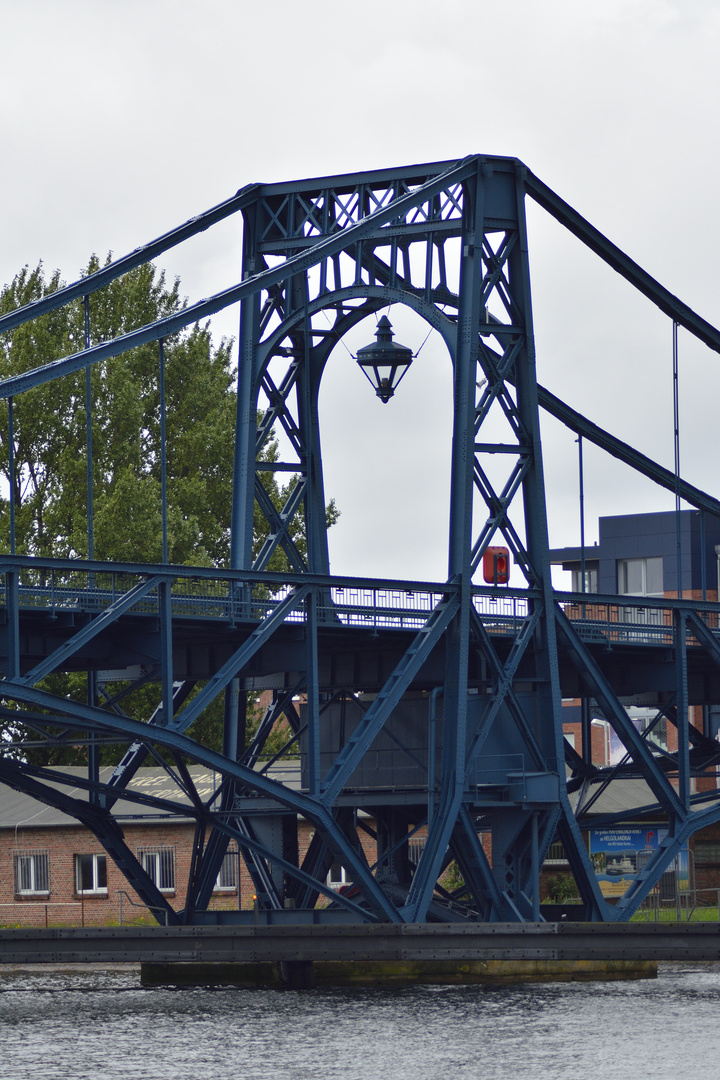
[1, 156, 720, 925]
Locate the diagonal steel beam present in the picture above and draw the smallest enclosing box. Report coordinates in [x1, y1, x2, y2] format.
[170, 585, 311, 734]
[0, 184, 262, 335]
[13, 575, 167, 687]
[686, 610, 720, 673]
[455, 804, 505, 919]
[0, 681, 400, 920]
[555, 606, 686, 820]
[524, 167, 720, 354]
[464, 605, 544, 777]
[320, 596, 460, 806]
[0, 157, 479, 400]
[538, 383, 720, 517]
[0, 757, 179, 924]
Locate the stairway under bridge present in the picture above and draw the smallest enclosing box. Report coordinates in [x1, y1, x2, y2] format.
[2, 155, 720, 924]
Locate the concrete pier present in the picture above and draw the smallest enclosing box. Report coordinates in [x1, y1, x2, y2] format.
[141, 957, 657, 988]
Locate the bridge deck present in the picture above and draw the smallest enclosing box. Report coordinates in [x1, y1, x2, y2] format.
[3, 574, 720, 701]
[1, 922, 719, 964]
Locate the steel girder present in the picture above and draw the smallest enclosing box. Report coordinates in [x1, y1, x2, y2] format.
[2, 157, 720, 923]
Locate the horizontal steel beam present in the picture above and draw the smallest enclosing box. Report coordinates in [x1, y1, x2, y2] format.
[2, 923, 720, 964]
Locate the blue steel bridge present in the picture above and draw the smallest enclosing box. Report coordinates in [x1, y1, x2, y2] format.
[2, 155, 720, 926]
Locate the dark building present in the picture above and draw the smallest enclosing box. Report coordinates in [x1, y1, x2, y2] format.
[551, 508, 720, 601]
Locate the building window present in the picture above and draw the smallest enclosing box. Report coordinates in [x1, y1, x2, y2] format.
[215, 848, 238, 891]
[327, 860, 350, 890]
[408, 838, 426, 866]
[13, 850, 50, 896]
[694, 842, 720, 865]
[618, 557, 663, 597]
[137, 847, 175, 892]
[571, 567, 598, 594]
[75, 854, 107, 895]
[545, 841, 568, 865]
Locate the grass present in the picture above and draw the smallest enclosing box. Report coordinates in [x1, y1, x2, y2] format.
[631, 906, 719, 922]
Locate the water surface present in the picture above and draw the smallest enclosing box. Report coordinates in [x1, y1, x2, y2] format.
[0, 963, 715, 1079]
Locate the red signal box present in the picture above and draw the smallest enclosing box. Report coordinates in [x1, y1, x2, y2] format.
[483, 546, 510, 584]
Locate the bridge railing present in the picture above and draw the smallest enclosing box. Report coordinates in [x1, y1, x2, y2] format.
[560, 594, 720, 647]
[3, 562, 720, 648]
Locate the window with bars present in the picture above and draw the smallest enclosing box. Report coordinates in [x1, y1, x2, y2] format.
[545, 842, 568, 865]
[137, 847, 175, 892]
[75, 853, 107, 895]
[13, 850, 50, 896]
[215, 848, 238, 891]
[408, 839, 426, 866]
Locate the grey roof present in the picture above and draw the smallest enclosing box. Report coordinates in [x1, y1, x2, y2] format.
[0, 762, 302, 831]
[0, 761, 692, 832]
[571, 777, 658, 818]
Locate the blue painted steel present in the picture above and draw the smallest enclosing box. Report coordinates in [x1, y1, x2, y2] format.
[1, 157, 720, 925]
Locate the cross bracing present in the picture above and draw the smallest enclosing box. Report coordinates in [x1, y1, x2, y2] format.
[1, 156, 720, 923]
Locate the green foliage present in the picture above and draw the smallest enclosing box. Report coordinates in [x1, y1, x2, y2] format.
[0, 257, 325, 765]
[1, 259, 249, 565]
[545, 873, 578, 903]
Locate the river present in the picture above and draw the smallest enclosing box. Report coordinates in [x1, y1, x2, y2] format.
[0, 962, 717, 1079]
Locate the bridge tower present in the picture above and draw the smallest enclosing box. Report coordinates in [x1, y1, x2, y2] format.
[2, 156, 720, 924]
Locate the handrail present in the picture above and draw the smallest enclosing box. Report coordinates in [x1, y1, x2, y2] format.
[117, 889, 169, 927]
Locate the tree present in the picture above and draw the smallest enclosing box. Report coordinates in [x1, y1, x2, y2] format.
[0, 258, 300, 566]
[0, 257, 333, 763]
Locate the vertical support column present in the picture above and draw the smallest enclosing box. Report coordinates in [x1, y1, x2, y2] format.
[511, 168, 607, 919]
[8, 397, 16, 556]
[88, 669, 98, 803]
[230, 212, 262, 574]
[223, 678, 244, 762]
[297, 285, 330, 578]
[442, 163, 486, 789]
[306, 588, 321, 797]
[511, 168, 565, 770]
[5, 570, 19, 681]
[405, 166, 486, 922]
[578, 435, 592, 763]
[159, 579, 173, 727]
[84, 295, 94, 563]
[6, 396, 19, 681]
[675, 610, 690, 811]
[159, 338, 168, 565]
[228, 216, 261, 772]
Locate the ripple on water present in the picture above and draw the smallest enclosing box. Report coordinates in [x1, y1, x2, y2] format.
[0, 963, 716, 1080]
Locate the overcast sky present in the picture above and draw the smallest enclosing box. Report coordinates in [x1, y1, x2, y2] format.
[2, 0, 720, 585]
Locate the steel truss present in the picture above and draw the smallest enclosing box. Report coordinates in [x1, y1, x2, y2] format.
[2, 156, 720, 923]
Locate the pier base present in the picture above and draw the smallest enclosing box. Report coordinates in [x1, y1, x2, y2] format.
[141, 958, 657, 988]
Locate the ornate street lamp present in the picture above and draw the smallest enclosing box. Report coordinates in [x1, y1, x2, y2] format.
[355, 315, 414, 403]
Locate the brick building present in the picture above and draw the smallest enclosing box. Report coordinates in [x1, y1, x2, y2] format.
[0, 763, 387, 928]
[552, 508, 720, 757]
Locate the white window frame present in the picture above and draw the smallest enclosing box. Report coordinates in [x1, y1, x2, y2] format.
[571, 567, 598, 594]
[326, 860, 351, 890]
[618, 556, 663, 597]
[75, 853, 108, 895]
[13, 850, 50, 897]
[214, 848, 238, 892]
[137, 846, 175, 893]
